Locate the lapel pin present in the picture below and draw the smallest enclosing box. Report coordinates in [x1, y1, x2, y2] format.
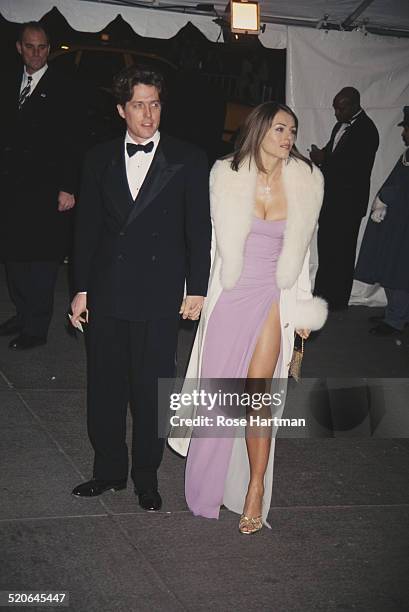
[40, 93, 46, 98]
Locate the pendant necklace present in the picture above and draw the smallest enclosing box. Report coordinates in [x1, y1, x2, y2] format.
[257, 169, 278, 201]
[257, 179, 272, 202]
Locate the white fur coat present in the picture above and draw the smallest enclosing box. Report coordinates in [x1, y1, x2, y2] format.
[212, 155, 327, 324]
[169, 155, 327, 459]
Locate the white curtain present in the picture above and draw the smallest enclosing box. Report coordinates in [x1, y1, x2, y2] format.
[286, 27, 409, 306]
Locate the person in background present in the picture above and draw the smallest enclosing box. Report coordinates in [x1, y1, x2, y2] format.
[310, 87, 379, 311]
[0, 21, 81, 349]
[355, 106, 409, 336]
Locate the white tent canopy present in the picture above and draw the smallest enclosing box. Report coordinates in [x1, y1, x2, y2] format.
[157, 0, 409, 34]
[0, 0, 286, 44]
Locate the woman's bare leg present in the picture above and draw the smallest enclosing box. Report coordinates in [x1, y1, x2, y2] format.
[243, 302, 281, 524]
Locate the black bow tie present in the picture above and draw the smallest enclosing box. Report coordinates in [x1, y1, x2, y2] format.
[126, 141, 154, 157]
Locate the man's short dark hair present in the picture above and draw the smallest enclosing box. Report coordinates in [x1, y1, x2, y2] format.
[113, 65, 166, 107]
[18, 21, 49, 44]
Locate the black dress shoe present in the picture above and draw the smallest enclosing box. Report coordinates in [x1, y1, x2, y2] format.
[9, 333, 46, 350]
[369, 322, 401, 336]
[137, 489, 162, 511]
[0, 316, 22, 337]
[72, 478, 127, 497]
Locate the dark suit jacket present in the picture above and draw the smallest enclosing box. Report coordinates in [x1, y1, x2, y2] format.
[0, 65, 82, 261]
[73, 133, 211, 321]
[320, 110, 379, 218]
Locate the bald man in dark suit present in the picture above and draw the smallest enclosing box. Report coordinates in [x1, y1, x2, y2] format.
[311, 87, 379, 310]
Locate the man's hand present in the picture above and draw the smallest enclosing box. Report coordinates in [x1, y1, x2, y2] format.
[370, 195, 387, 223]
[179, 295, 204, 320]
[70, 293, 88, 329]
[58, 191, 76, 212]
[309, 144, 325, 165]
[296, 328, 311, 340]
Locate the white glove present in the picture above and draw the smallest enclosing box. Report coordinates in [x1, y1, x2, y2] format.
[370, 195, 387, 223]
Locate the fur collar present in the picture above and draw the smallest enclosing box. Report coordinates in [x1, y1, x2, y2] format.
[210, 156, 324, 290]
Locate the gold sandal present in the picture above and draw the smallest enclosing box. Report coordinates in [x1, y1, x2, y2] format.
[239, 514, 263, 535]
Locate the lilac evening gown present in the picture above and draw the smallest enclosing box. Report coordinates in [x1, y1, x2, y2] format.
[185, 217, 286, 519]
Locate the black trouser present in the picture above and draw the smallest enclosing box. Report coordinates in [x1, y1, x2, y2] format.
[5, 260, 60, 338]
[85, 310, 179, 492]
[314, 208, 363, 310]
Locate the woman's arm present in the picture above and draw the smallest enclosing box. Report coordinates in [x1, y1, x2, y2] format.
[294, 247, 328, 332]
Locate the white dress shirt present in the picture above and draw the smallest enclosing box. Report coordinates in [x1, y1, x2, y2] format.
[125, 130, 160, 200]
[20, 64, 48, 95]
[332, 109, 362, 151]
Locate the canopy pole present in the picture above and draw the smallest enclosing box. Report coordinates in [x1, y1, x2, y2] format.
[341, 0, 375, 29]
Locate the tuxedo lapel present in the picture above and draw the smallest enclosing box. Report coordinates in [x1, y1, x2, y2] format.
[102, 141, 134, 224]
[14, 72, 23, 108]
[328, 123, 341, 152]
[332, 125, 352, 156]
[330, 112, 365, 157]
[329, 122, 352, 157]
[124, 142, 183, 228]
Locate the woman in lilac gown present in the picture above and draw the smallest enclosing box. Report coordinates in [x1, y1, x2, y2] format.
[168, 102, 327, 533]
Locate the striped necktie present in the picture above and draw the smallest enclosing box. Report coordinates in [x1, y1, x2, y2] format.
[18, 75, 33, 109]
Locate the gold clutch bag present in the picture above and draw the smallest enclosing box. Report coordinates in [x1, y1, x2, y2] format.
[289, 334, 304, 382]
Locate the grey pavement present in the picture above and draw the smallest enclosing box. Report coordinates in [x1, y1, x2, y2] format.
[1, 265, 408, 612]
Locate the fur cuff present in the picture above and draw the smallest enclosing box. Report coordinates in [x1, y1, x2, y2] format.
[168, 436, 189, 457]
[293, 296, 328, 331]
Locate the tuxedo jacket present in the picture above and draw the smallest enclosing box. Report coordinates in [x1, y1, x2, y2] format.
[0, 65, 82, 261]
[320, 110, 379, 217]
[73, 133, 212, 321]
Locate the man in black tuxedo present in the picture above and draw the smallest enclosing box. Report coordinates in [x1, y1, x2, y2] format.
[0, 22, 80, 349]
[70, 66, 211, 511]
[310, 87, 379, 310]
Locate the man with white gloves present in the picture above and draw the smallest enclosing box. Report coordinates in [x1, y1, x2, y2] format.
[355, 106, 409, 335]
